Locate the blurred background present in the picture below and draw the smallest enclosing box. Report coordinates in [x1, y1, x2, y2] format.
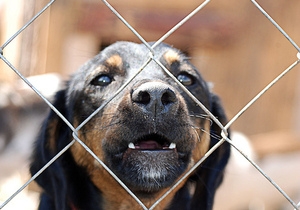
[0, 0, 300, 209]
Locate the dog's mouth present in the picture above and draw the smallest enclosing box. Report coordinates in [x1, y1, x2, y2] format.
[127, 134, 176, 151]
[107, 133, 190, 192]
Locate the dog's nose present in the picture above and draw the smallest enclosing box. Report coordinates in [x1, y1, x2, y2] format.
[132, 82, 178, 115]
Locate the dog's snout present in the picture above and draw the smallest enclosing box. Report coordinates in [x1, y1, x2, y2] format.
[132, 82, 178, 114]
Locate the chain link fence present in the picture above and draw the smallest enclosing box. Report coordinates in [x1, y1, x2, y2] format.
[0, 0, 300, 209]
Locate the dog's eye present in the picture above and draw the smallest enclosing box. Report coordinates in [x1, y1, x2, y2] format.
[177, 73, 194, 86]
[91, 75, 113, 86]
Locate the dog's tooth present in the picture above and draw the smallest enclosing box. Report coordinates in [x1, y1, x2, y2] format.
[169, 143, 176, 149]
[128, 142, 135, 149]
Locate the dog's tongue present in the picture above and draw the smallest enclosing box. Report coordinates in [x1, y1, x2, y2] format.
[136, 140, 161, 149]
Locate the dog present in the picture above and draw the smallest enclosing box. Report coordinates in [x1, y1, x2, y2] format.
[30, 41, 230, 210]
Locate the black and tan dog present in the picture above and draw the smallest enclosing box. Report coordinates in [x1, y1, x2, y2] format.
[30, 42, 230, 210]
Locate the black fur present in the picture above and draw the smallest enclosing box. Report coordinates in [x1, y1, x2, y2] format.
[30, 42, 230, 210]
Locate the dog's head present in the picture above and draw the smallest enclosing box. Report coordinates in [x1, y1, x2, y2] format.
[30, 42, 230, 210]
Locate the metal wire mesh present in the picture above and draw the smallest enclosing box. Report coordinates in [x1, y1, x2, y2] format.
[0, 0, 299, 209]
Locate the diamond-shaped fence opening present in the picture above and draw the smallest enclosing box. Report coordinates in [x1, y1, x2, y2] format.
[0, 0, 299, 210]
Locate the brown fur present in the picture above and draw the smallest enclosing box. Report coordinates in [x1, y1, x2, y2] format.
[30, 42, 230, 210]
[163, 50, 181, 66]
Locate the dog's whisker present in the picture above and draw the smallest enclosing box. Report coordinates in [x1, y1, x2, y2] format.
[189, 113, 209, 119]
[92, 120, 123, 131]
[102, 113, 117, 116]
[191, 126, 201, 142]
[191, 125, 222, 141]
[189, 113, 213, 125]
[201, 128, 222, 141]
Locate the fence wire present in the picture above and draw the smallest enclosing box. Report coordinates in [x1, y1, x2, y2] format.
[0, 0, 300, 209]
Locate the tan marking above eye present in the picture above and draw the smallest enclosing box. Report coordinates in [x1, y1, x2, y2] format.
[105, 54, 123, 68]
[163, 50, 181, 66]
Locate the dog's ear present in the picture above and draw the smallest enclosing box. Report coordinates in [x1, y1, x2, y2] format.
[189, 93, 231, 210]
[30, 89, 71, 210]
